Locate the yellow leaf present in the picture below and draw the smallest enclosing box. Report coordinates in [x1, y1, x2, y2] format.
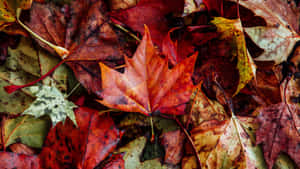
[211, 17, 256, 96]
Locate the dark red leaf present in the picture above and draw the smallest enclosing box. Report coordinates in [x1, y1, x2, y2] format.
[0, 152, 40, 169]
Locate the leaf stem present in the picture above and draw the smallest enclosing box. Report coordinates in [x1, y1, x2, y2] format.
[66, 82, 81, 98]
[149, 116, 155, 143]
[16, 8, 69, 58]
[112, 23, 141, 42]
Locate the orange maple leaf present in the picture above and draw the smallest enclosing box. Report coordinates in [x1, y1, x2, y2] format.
[98, 26, 197, 116]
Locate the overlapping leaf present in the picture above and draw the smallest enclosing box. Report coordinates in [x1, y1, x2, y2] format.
[22, 85, 77, 126]
[256, 103, 300, 168]
[229, 0, 300, 64]
[211, 17, 256, 95]
[99, 26, 197, 116]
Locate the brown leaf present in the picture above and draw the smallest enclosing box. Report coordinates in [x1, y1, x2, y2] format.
[99, 26, 197, 115]
[161, 130, 185, 165]
[256, 103, 300, 168]
[27, 1, 125, 96]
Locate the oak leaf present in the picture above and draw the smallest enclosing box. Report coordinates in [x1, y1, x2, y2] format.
[99, 26, 197, 116]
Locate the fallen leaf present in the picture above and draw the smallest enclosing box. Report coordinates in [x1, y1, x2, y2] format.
[22, 85, 77, 126]
[0, 37, 71, 114]
[0, 151, 40, 169]
[161, 130, 185, 165]
[9, 143, 35, 155]
[101, 154, 125, 169]
[109, 0, 139, 10]
[229, 0, 300, 64]
[110, 0, 184, 46]
[211, 17, 256, 95]
[0, 0, 32, 34]
[1, 115, 50, 149]
[274, 153, 298, 169]
[184, 86, 228, 127]
[99, 26, 197, 116]
[116, 136, 172, 169]
[39, 107, 122, 169]
[182, 116, 267, 169]
[28, 1, 126, 96]
[256, 103, 300, 168]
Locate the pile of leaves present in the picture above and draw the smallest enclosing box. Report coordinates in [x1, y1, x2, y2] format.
[0, 0, 300, 168]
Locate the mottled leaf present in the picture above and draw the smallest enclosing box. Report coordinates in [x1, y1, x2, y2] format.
[39, 107, 122, 169]
[256, 103, 300, 168]
[229, 0, 300, 64]
[22, 85, 77, 126]
[211, 17, 256, 95]
[182, 116, 267, 169]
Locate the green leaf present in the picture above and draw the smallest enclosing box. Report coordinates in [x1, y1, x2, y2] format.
[116, 136, 177, 169]
[22, 85, 77, 126]
[0, 37, 72, 114]
[211, 17, 256, 96]
[1, 115, 50, 148]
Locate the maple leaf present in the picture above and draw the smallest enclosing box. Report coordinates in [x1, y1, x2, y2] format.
[211, 17, 256, 95]
[1, 115, 50, 149]
[27, 1, 125, 96]
[229, 0, 300, 64]
[256, 103, 300, 169]
[182, 116, 267, 169]
[22, 85, 77, 126]
[39, 107, 122, 169]
[98, 26, 197, 116]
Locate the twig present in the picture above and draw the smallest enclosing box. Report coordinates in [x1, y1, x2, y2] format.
[112, 23, 141, 42]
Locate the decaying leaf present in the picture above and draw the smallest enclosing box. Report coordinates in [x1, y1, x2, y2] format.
[211, 17, 256, 95]
[1, 115, 50, 149]
[99, 26, 197, 116]
[39, 107, 122, 169]
[116, 136, 175, 169]
[22, 85, 77, 126]
[0, 37, 71, 114]
[182, 116, 267, 169]
[185, 86, 228, 127]
[0, 0, 32, 34]
[229, 0, 300, 64]
[256, 103, 300, 168]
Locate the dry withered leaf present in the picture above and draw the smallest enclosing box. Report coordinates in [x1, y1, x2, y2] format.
[182, 116, 266, 169]
[256, 103, 300, 168]
[28, 1, 125, 96]
[229, 0, 300, 64]
[99, 26, 197, 116]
